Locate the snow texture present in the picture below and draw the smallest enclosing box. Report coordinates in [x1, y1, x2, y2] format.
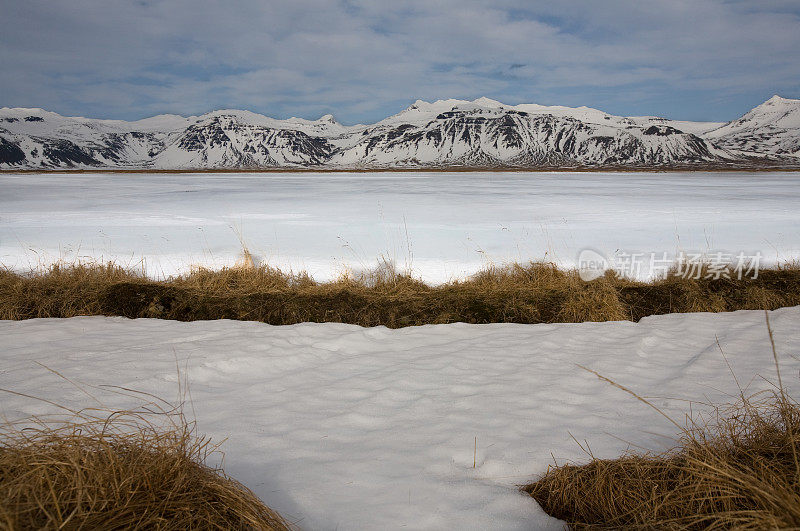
[1, 171, 799, 283]
[1, 307, 799, 529]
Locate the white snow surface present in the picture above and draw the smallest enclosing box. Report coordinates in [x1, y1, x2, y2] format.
[1, 171, 799, 282]
[2, 308, 799, 529]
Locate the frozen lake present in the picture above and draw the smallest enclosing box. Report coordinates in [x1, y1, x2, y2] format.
[1, 171, 799, 282]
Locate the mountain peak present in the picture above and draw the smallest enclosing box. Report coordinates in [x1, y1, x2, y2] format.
[472, 97, 504, 108]
[759, 94, 800, 107]
[317, 113, 336, 124]
[745, 95, 800, 118]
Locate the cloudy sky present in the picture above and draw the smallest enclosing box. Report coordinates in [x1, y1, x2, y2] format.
[1, 0, 799, 124]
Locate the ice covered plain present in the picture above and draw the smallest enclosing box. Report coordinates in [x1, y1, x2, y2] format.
[1, 171, 799, 282]
[2, 308, 799, 528]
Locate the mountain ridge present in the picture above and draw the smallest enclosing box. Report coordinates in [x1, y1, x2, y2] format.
[1, 96, 798, 170]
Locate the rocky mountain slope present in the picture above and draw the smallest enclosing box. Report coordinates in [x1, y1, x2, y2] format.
[1, 96, 798, 169]
[704, 95, 800, 159]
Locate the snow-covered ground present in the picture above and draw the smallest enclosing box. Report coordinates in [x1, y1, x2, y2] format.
[1, 171, 799, 282]
[1, 308, 798, 529]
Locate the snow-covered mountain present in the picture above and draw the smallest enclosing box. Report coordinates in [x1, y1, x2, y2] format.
[329, 98, 728, 166]
[1, 96, 798, 169]
[704, 95, 800, 159]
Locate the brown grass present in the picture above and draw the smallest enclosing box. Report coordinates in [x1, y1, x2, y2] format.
[525, 397, 800, 529]
[0, 259, 798, 326]
[0, 398, 290, 530]
[523, 318, 800, 529]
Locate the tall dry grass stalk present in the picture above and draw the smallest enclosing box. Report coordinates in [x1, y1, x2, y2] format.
[1, 259, 798, 326]
[523, 314, 800, 529]
[0, 388, 290, 530]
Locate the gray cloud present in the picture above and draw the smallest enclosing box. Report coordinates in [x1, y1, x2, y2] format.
[1, 0, 798, 123]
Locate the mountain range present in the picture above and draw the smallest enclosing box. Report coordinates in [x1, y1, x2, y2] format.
[1, 95, 798, 170]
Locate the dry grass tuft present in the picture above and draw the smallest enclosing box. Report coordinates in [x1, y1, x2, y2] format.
[525, 396, 800, 529]
[1, 259, 799, 326]
[0, 400, 290, 530]
[555, 274, 627, 323]
[523, 317, 800, 529]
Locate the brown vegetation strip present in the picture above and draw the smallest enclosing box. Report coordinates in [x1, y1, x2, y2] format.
[1, 261, 799, 326]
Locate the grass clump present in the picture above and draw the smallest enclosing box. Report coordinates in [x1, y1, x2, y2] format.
[0, 399, 290, 530]
[523, 316, 800, 529]
[525, 397, 800, 529]
[1, 259, 799, 327]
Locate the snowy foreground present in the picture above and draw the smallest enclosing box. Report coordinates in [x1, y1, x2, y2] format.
[2, 308, 800, 529]
[2, 171, 800, 282]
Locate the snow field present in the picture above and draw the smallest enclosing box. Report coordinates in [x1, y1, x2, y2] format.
[2, 307, 799, 529]
[2, 171, 799, 284]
